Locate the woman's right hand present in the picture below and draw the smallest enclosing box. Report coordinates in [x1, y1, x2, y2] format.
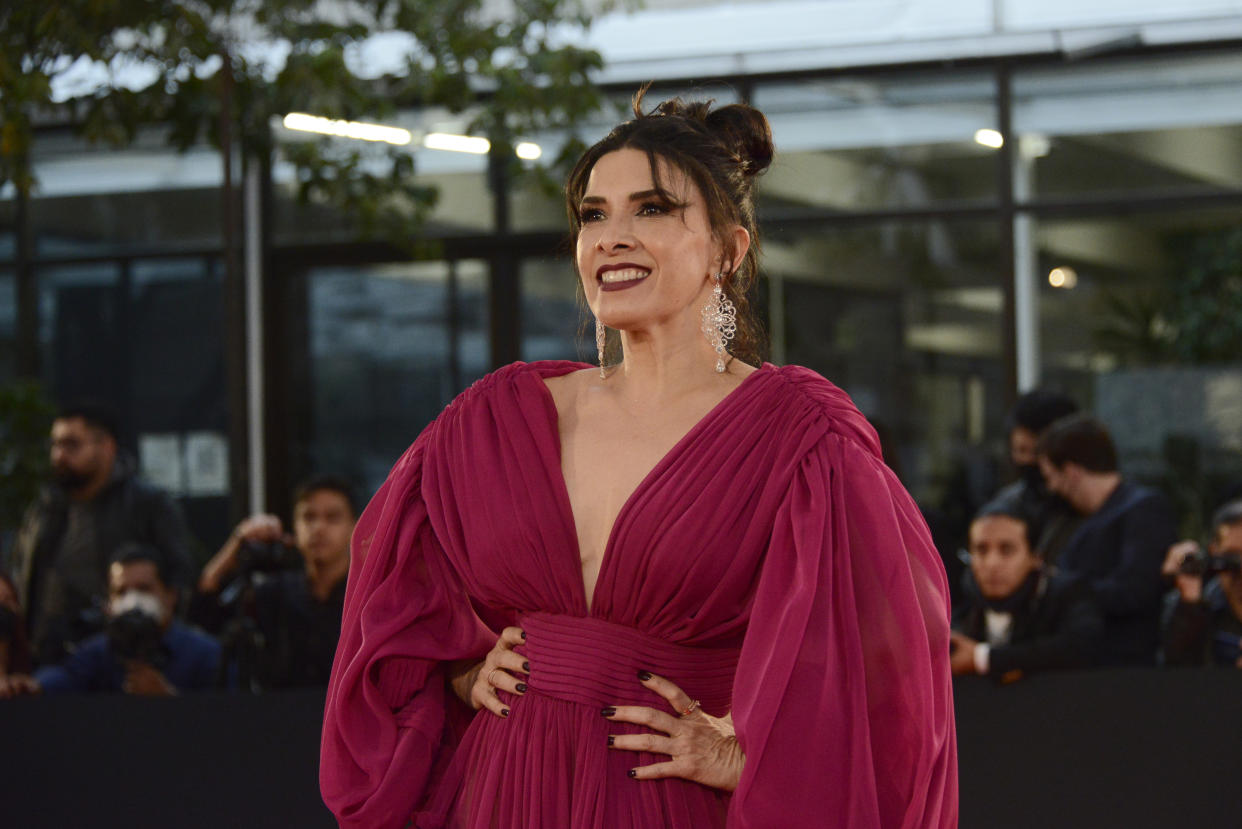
[457, 626, 529, 718]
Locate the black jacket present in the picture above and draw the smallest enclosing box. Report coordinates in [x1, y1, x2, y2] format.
[954, 570, 1104, 682]
[1057, 480, 1178, 666]
[1161, 578, 1242, 667]
[10, 453, 195, 665]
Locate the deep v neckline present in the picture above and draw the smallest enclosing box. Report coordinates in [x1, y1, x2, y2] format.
[532, 363, 770, 614]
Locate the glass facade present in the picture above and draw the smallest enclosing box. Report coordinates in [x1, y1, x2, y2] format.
[754, 72, 1000, 213]
[1034, 207, 1242, 535]
[0, 268, 13, 382]
[772, 218, 1006, 509]
[521, 258, 594, 364]
[4, 44, 1242, 552]
[1014, 52, 1242, 199]
[294, 259, 490, 498]
[33, 258, 230, 554]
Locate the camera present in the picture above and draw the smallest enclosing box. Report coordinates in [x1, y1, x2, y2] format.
[236, 539, 302, 576]
[1178, 549, 1242, 577]
[107, 609, 165, 664]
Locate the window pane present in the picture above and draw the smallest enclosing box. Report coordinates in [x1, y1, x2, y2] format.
[23, 132, 222, 256]
[38, 263, 125, 406]
[0, 268, 13, 382]
[301, 260, 490, 497]
[521, 257, 592, 363]
[753, 72, 999, 214]
[0, 198, 14, 264]
[1014, 51, 1242, 199]
[1036, 207, 1242, 532]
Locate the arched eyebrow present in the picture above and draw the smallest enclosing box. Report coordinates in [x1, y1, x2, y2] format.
[579, 188, 679, 206]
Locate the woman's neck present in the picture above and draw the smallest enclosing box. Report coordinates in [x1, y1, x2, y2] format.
[611, 328, 740, 406]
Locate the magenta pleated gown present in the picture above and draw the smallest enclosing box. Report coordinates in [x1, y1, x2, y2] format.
[320, 361, 957, 828]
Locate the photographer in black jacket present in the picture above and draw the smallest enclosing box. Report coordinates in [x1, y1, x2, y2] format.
[951, 503, 1104, 683]
[194, 476, 356, 689]
[1161, 499, 1242, 668]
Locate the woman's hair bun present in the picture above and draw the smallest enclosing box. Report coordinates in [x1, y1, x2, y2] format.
[634, 87, 774, 178]
[704, 104, 774, 178]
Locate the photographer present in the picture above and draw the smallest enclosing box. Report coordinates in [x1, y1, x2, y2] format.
[4, 544, 220, 696]
[951, 503, 1103, 683]
[1161, 499, 1242, 667]
[12, 402, 195, 666]
[194, 476, 355, 689]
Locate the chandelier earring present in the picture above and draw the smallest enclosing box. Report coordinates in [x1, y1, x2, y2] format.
[700, 272, 738, 373]
[596, 316, 607, 379]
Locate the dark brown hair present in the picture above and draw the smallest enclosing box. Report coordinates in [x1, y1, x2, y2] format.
[1036, 413, 1119, 473]
[566, 86, 774, 367]
[293, 475, 359, 518]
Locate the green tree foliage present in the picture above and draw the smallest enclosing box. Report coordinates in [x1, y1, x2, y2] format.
[1167, 227, 1242, 364]
[1092, 226, 1242, 367]
[1, 0, 612, 238]
[0, 381, 54, 537]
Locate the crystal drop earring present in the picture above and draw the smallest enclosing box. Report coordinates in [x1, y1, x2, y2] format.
[596, 317, 607, 379]
[700, 272, 738, 373]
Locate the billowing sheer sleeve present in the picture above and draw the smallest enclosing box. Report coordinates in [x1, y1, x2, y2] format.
[729, 430, 958, 828]
[320, 425, 494, 829]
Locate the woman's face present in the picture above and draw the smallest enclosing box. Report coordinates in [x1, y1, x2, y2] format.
[575, 148, 728, 333]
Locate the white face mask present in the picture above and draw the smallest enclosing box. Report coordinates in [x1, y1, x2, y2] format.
[109, 590, 165, 623]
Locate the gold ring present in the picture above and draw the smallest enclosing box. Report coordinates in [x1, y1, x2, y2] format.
[486, 668, 500, 687]
[678, 699, 701, 717]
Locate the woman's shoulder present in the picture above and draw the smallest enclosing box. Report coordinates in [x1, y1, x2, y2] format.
[763, 364, 862, 423]
[763, 364, 882, 458]
[450, 360, 590, 404]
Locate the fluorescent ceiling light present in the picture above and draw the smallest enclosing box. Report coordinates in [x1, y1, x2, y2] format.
[423, 133, 491, 154]
[974, 128, 1004, 149]
[282, 113, 412, 145]
[515, 142, 543, 160]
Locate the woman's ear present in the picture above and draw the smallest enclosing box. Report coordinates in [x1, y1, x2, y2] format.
[727, 225, 751, 275]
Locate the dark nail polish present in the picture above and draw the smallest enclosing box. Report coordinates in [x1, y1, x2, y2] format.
[501, 708, 510, 717]
[515, 683, 527, 693]
[520, 630, 526, 640]
[607, 735, 615, 747]
[600, 707, 616, 717]
[637, 670, 652, 681]
[522, 661, 530, 672]
[627, 768, 637, 779]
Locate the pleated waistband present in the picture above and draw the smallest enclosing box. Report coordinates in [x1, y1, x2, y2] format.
[517, 612, 738, 715]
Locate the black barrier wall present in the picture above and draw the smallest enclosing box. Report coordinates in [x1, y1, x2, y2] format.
[2, 672, 1240, 828]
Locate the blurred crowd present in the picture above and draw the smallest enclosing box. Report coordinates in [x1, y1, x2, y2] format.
[2, 393, 1240, 703]
[0, 403, 355, 699]
[945, 391, 1242, 682]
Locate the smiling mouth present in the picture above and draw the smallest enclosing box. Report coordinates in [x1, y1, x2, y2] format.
[598, 267, 650, 284]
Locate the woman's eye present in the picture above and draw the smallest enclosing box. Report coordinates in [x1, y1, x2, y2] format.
[638, 202, 669, 217]
[578, 208, 604, 223]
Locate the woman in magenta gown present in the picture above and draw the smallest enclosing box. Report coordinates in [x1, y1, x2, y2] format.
[321, 93, 958, 828]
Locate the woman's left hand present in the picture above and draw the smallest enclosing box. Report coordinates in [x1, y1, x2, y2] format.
[604, 672, 745, 791]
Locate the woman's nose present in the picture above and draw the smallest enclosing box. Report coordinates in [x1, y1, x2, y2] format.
[597, 216, 636, 251]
